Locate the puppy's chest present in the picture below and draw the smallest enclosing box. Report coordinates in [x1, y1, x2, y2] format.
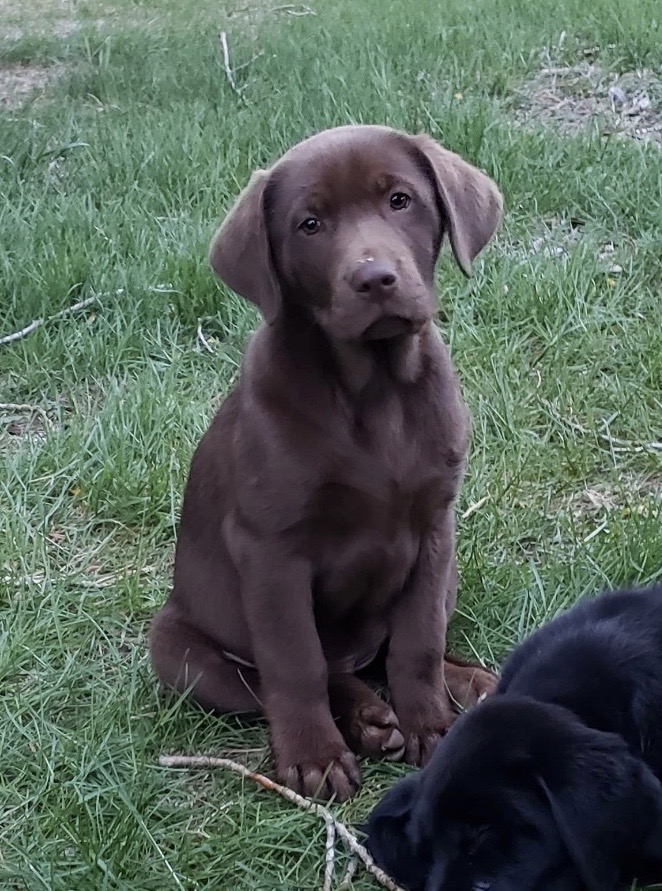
[309, 402, 451, 538]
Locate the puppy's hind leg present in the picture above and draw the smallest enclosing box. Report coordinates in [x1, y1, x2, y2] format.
[149, 602, 262, 714]
[328, 674, 405, 762]
[443, 653, 497, 712]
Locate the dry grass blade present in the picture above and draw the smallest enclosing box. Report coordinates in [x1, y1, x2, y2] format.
[196, 322, 214, 353]
[461, 494, 491, 520]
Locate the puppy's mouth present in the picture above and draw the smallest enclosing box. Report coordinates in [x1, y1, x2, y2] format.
[362, 316, 423, 341]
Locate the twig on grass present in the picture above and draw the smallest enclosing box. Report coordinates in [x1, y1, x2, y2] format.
[339, 855, 359, 888]
[0, 318, 42, 345]
[324, 819, 336, 891]
[271, 4, 317, 14]
[1, 564, 157, 590]
[220, 31, 241, 95]
[564, 413, 662, 455]
[461, 494, 491, 520]
[158, 754, 405, 891]
[196, 322, 214, 354]
[539, 65, 586, 76]
[0, 402, 53, 429]
[584, 519, 608, 544]
[234, 52, 265, 73]
[0, 295, 97, 347]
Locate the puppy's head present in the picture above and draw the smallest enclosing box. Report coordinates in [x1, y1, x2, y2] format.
[365, 697, 662, 891]
[363, 774, 428, 890]
[209, 125, 502, 339]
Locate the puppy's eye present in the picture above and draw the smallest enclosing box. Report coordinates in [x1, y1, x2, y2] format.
[390, 192, 411, 210]
[299, 217, 321, 234]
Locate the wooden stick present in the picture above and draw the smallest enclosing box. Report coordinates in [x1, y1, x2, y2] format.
[271, 4, 317, 14]
[339, 855, 359, 888]
[323, 819, 336, 891]
[0, 318, 42, 345]
[158, 754, 404, 891]
[219, 32, 240, 95]
[0, 295, 97, 347]
[0, 402, 52, 429]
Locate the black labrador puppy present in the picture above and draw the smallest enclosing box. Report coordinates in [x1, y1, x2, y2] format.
[365, 584, 662, 891]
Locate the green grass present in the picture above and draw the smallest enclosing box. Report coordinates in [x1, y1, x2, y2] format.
[1, 0, 662, 887]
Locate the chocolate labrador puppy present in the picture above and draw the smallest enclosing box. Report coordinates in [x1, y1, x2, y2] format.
[149, 125, 502, 801]
[365, 584, 662, 890]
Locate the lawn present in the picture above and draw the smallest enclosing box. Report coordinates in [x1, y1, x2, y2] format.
[1, 0, 661, 887]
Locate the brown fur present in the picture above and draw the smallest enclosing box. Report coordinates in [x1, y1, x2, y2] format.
[149, 125, 503, 801]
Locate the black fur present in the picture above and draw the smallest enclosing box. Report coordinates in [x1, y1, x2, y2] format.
[364, 585, 662, 890]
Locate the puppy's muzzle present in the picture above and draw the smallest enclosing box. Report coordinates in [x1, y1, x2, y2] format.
[363, 315, 426, 340]
[351, 257, 398, 300]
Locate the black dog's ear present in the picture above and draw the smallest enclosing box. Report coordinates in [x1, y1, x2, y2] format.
[538, 732, 662, 891]
[364, 774, 429, 891]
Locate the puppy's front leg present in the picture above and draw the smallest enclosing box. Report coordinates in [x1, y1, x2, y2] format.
[239, 545, 360, 801]
[386, 510, 456, 765]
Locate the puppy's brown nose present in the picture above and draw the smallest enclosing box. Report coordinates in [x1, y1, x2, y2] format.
[352, 259, 398, 297]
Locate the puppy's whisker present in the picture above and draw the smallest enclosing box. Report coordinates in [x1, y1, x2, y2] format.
[237, 669, 263, 709]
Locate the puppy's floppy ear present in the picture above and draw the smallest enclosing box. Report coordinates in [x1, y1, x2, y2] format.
[364, 775, 428, 891]
[209, 169, 281, 323]
[538, 732, 662, 891]
[412, 135, 503, 277]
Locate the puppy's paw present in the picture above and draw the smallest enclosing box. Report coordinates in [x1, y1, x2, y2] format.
[475, 668, 498, 701]
[398, 697, 456, 766]
[403, 728, 444, 766]
[274, 736, 361, 801]
[342, 698, 405, 762]
[444, 657, 498, 711]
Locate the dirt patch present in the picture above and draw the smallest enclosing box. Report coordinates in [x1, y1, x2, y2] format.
[0, 0, 65, 39]
[53, 19, 82, 37]
[2, 24, 23, 40]
[0, 0, 147, 42]
[565, 474, 662, 520]
[497, 215, 633, 281]
[0, 63, 64, 109]
[0, 404, 49, 459]
[1, 21, 82, 40]
[515, 63, 662, 147]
